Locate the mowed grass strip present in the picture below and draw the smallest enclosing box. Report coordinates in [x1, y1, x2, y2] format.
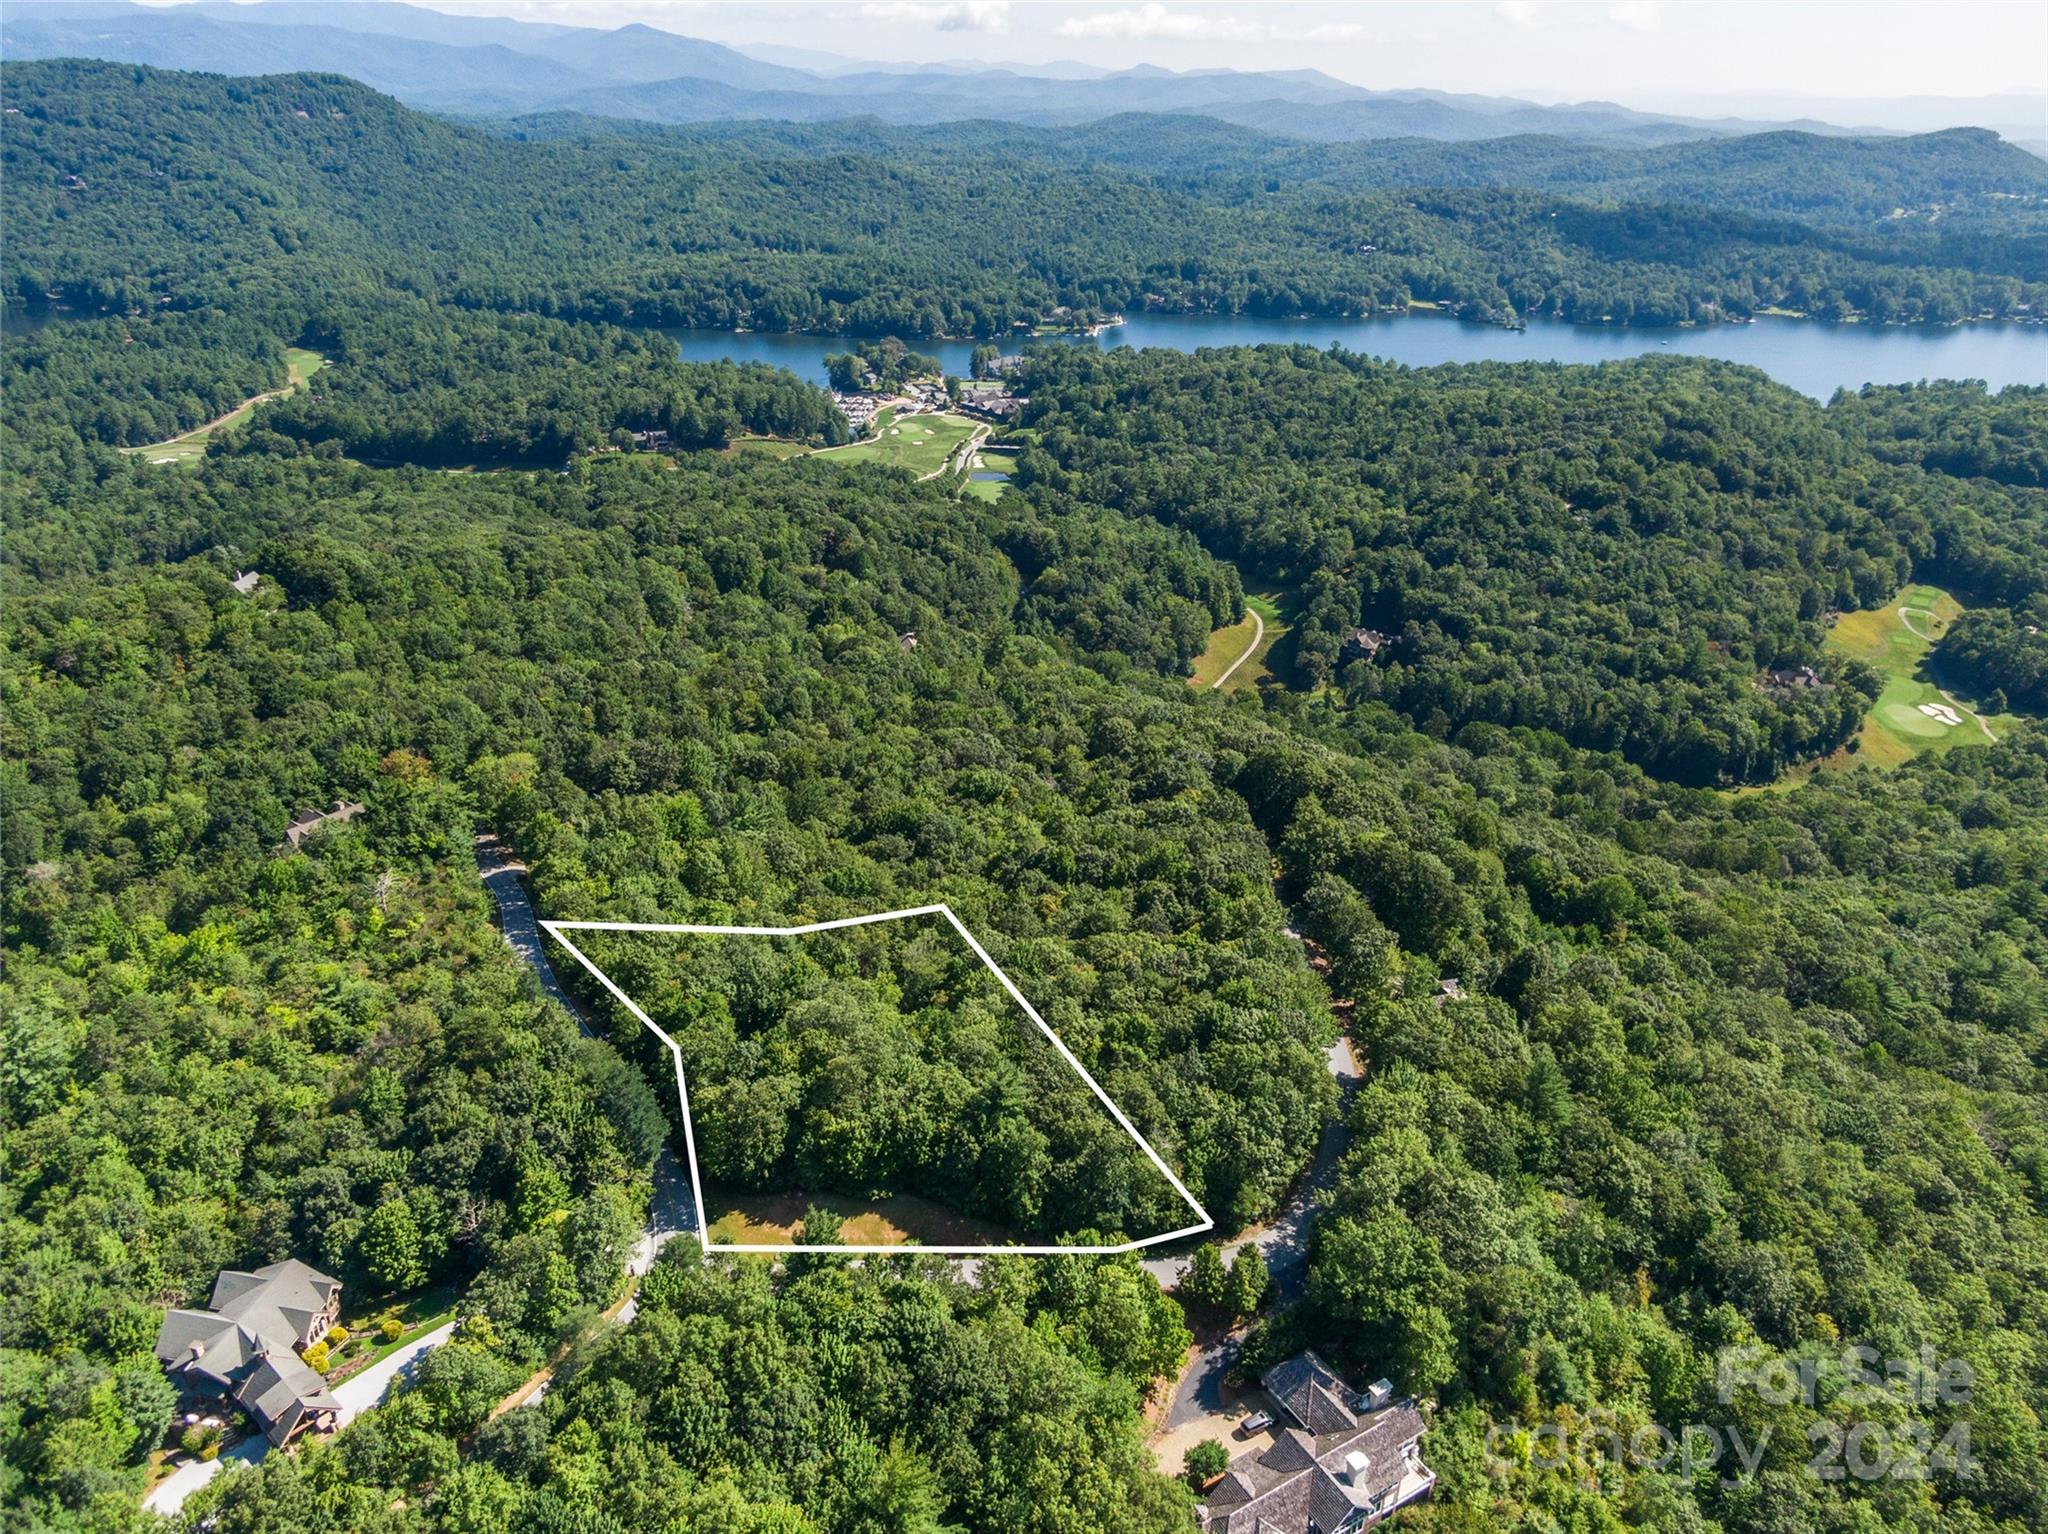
[128, 347, 328, 464]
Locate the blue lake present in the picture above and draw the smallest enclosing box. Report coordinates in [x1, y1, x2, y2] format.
[661, 311, 2047, 402]
[10, 303, 2038, 402]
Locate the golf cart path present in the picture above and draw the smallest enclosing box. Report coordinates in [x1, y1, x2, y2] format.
[1209, 606, 1266, 690]
[1898, 605, 1939, 643]
[1898, 607, 1998, 743]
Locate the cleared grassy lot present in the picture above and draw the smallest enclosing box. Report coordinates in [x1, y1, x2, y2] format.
[127, 347, 327, 464]
[813, 410, 979, 477]
[704, 1187, 1017, 1248]
[1190, 590, 1290, 692]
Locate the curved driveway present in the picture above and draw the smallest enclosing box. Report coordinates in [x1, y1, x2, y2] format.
[1144, 1027, 1361, 1428]
[475, 835, 698, 1263]
[141, 1324, 458, 1517]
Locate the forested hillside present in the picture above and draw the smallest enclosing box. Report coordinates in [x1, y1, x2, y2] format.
[7, 435, 2046, 1534]
[5, 49, 2048, 1534]
[1015, 346, 1901, 783]
[254, 307, 848, 464]
[10, 60, 2038, 336]
[1829, 381, 2048, 487]
[1030, 116, 2048, 225]
[6, 60, 2046, 457]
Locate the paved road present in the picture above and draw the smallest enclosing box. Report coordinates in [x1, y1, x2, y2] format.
[633, 1147, 698, 1275]
[1141, 1029, 1359, 1298]
[480, 831, 1349, 1362]
[477, 835, 575, 1014]
[333, 1323, 457, 1425]
[139, 841, 712, 1520]
[921, 420, 989, 482]
[1208, 606, 1266, 691]
[143, 1432, 265, 1518]
[1145, 935, 1363, 1431]
[141, 1323, 458, 1518]
[475, 834, 698, 1266]
[1160, 1329, 1246, 1433]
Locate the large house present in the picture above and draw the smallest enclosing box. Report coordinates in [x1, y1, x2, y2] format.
[1200, 1351, 1433, 1534]
[154, 1260, 344, 1447]
[1340, 628, 1390, 664]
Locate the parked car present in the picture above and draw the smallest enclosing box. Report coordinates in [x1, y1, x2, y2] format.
[1238, 1410, 1274, 1436]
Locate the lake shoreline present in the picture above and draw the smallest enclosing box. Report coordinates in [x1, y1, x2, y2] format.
[658, 308, 2048, 402]
[645, 302, 2045, 347]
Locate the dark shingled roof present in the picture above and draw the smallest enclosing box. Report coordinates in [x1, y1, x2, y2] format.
[1264, 1349, 1359, 1435]
[210, 1258, 338, 1348]
[1200, 1353, 1434, 1534]
[154, 1260, 342, 1445]
[237, 1351, 340, 1444]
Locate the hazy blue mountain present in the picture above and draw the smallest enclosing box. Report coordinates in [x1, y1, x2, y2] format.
[187, 0, 584, 49]
[0, 0, 1972, 146]
[508, 22, 823, 93]
[0, 8, 607, 104]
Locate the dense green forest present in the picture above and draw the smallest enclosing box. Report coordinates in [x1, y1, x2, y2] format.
[1828, 382, 2048, 488]
[823, 341, 941, 395]
[563, 918, 1203, 1243]
[981, 114, 2048, 231]
[1935, 604, 2048, 713]
[2, 451, 1334, 1532]
[6, 419, 2046, 1534]
[6, 59, 2046, 455]
[1250, 711, 2048, 1534]
[1013, 346, 1904, 784]
[186, 1238, 1199, 1534]
[251, 307, 849, 464]
[5, 50, 2048, 1534]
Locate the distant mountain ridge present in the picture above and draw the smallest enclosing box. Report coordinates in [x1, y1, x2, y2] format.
[0, 0, 1990, 146]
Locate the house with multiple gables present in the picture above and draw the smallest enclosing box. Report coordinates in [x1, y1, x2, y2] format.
[1340, 628, 1391, 664]
[1200, 1350, 1433, 1534]
[154, 1259, 344, 1447]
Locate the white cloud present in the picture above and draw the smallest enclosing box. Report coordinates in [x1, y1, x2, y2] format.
[1607, 0, 1660, 29]
[1057, 5, 1259, 41]
[860, 0, 1010, 31]
[1495, 0, 1541, 27]
[1055, 4, 1364, 43]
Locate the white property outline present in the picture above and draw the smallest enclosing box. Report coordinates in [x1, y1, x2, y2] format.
[541, 904, 1215, 1256]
